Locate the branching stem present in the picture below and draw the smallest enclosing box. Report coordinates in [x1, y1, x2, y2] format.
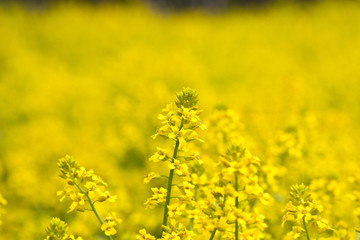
[302, 216, 311, 240]
[74, 180, 114, 240]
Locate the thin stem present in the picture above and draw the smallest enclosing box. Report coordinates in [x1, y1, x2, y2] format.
[189, 186, 198, 231]
[235, 175, 239, 240]
[209, 228, 217, 240]
[357, 223, 360, 240]
[208, 195, 227, 240]
[302, 216, 311, 240]
[161, 120, 184, 234]
[161, 142, 178, 229]
[74, 180, 114, 240]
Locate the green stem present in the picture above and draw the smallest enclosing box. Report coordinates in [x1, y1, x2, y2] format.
[235, 175, 239, 240]
[209, 228, 217, 240]
[189, 186, 198, 231]
[356, 223, 360, 240]
[302, 216, 310, 240]
[161, 120, 183, 234]
[208, 195, 227, 240]
[74, 180, 114, 240]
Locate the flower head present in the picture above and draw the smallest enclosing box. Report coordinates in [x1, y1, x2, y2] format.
[175, 87, 199, 109]
[57, 155, 116, 212]
[44, 218, 82, 240]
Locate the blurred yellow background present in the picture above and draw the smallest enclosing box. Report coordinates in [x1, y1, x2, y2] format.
[0, 1, 360, 239]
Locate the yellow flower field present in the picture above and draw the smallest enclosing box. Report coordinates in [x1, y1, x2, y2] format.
[0, 1, 360, 239]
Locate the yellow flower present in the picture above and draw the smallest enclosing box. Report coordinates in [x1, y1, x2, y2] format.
[313, 216, 331, 231]
[149, 148, 169, 162]
[97, 190, 117, 202]
[84, 181, 97, 199]
[168, 160, 189, 176]
[144, 88, 205, 238]
[144, 172, 160, 184]
[291, 226, 305, 239]
[167, 203, 186, 218]
[44, 217, 82, 240]
[57, 187, 73, 202]
[101, 212, 121, 236]
[144, 198, 157, 209]
[162, 232, 181, 240]
[136, 229, 156, 240]
[68, 192, 86, 212]
[152, 187, 167, 200]
[101, 220, 117, 236]
[168, 126, 187, 147]
[282, 213, 295, 227]
[180, 181, 195, 198]
[215, 217, 228, 232]
[296, 205, 312, 221]
[283, 183, 332, 239]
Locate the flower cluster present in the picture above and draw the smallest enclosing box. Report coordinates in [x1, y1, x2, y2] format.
[141, 88, 205, 239]
[101, 212, 123, 236]
[57, 155, 116, 212]
[144, 187, 167, 209]
[44, 217, 83, 240]
[151, 87, 206, 150]
[57, 155, 119, 238]
[30, 88, 360, 240]
[140, 89, 272, 240]
[199, 143, 269, 240]
[0, 192, 6, 225]
[137, 229, 156, 240]
[348, 176, 360, 220]
[282, 183, 332, 239]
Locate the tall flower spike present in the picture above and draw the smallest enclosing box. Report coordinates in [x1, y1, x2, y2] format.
[207, 143, 268, 240]
[44, 217, 83, 240]
[282, 183, 333, 240]
[143, 88, 205, 239]
[57, 155, 119, 240]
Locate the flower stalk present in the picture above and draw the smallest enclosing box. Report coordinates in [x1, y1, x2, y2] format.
[74, 180, 114, 240]
[235, 174, 239, 240]
[162, 132, 181, 230]
[282, 184, 332, 240]
[302, 216, 310, 240]
[141, 88, 206, 239]
[57, 155, 120, 239]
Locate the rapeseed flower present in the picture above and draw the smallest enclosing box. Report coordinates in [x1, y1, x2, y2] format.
[44, 218, 83, 240]
[56, 155, 120, 239]
[283, 184, 333, 239]
[143, 88, 205, 238]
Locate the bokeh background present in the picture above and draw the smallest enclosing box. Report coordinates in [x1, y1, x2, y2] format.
[0, 0, 360, 239]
